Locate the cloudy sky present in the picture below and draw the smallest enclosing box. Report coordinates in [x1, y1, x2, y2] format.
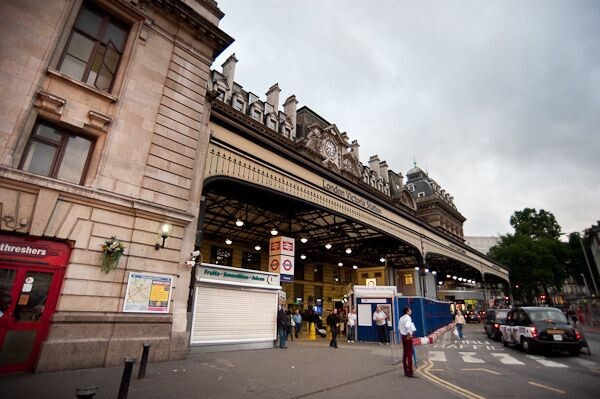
[213, 0, 600, 237]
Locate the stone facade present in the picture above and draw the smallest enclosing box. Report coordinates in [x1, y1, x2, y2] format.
[0, 0, 232, 372]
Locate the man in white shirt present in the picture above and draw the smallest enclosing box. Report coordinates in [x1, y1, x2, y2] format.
[398, 306, 418, 377]
[347, 307, 357, 342]
[372, 305, 389, 345]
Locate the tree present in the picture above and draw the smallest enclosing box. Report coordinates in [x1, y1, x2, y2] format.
[490, 208, 567, 305]
[509, 208, 561, 240]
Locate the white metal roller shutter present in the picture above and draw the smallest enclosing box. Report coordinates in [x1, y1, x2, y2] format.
[191, 284, 277, 344]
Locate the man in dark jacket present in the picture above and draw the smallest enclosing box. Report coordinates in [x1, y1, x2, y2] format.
[326, 309, 340, 348]
[277, 305, 287, 348]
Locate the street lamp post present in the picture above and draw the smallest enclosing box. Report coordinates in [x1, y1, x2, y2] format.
[579, 234, 599, 295]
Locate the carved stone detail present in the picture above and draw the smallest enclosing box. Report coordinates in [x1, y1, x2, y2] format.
[87, 110, 112, 132]
[36, 90, 66, 116]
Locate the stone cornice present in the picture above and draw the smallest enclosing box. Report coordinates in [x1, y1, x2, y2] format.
[0, 166, 195, 224]
[143, 0, 233, 58]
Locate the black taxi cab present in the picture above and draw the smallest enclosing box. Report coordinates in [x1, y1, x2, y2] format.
[499, 306, 584, 356]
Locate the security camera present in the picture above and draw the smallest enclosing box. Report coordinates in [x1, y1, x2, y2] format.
[191, 250, 201, 258]
[185, 260, 195, 267]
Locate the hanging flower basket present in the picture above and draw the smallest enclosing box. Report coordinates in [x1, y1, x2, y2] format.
[100, 236, 126, 274]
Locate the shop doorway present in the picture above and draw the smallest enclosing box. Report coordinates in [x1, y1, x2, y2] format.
[0, 235, 69, 373]
[0, 265, 63, 373]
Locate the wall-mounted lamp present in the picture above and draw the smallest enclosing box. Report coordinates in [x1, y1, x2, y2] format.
[452, 276, 457, 280]
[254, 244, 262, 251]
[300, 237, 308, 244]
[352, 265, 358, 270]
[225, 238, 232, 245]
[345, 248, 352, 254]
[235, 219, 244, 227]
[424, 268, 430, 273]
[414, 266, 420, 271]
[300, 254, 307, 260]
[325, 243, 332, 250]
[379, 257, 385, 263]
[155, 222, 173, 250]
[270, 228, 278, 236]
[432, 271, 437, 275]
[338, 262, 343, 267]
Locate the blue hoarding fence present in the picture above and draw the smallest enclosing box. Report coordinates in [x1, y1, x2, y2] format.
[394, 296, 452, 338]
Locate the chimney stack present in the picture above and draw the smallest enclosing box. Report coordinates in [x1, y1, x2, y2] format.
[283, 95, 298, 139]
[369, 155, 380, 179]
[266, 83, 281, 113]
[221, 53, 238, 101]
[350, 140, 360, 160]
[379, 161, 389, 182]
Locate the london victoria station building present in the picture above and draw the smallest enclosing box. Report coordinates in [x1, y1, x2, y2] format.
[0, 0, 508, 373]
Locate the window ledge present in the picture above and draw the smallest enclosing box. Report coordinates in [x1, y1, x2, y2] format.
[47, 68, 118, 103]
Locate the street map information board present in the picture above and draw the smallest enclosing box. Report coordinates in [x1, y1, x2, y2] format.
[123, 272, 173, 313]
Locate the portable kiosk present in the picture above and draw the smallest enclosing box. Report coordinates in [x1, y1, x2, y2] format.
[190, 263, 281, 351]
[354, 285, 397, 342]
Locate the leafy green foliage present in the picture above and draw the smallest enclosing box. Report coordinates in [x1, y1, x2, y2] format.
[490, 208, 570, 304]
[509, 208, 562, 240]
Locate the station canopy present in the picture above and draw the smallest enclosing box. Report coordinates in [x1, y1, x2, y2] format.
[200, 179, 423, 269]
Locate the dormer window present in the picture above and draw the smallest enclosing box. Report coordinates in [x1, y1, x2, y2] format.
[418, 192, 426, 198]
[233, 98, 244, 112]
[266, 117, 276, 130]
[252, 108, 261, 121]
[408, 184, 415, 192]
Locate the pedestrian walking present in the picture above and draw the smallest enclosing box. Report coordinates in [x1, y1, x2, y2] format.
[347, 307, 357, 342]
[326, 309, 340, 348]
[277, 305, 288, 349]
[293, 310, 302, 338]
[373, 305, 389, 345]
[454, 309, 465, 340]
[286, 310, 294, 341]
[399, 306, 417, 378]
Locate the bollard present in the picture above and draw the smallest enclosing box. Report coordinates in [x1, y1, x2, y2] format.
[309, 322, 316, 340]
[138, 342, 151, 380]
[76, 386, 98, 398]
[117, 357, 136, 399]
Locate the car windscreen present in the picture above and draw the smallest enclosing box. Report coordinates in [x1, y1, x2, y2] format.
[528, 309, 568, 324]
[496, 310, 508, 322]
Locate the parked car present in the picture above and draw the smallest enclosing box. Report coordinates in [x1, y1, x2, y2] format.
[465, 309, 480, 323]
[499, 306, 584, 356]
[484, 308, 509, 340]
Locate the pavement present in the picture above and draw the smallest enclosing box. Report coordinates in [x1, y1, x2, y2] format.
[0, 335, 461, 399]
[3, 325, 597, 399]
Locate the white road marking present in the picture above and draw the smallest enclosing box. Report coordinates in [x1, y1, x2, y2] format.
[428, 351, 447, 362]
[525, 355, 568, 368]
[571, 358, 598, 368]
[491, 352, 524, 365]
[459, 352, 484, 363]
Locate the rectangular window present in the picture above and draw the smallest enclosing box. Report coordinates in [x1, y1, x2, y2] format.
[58, 1, 129, 92]
[314, 285, 323, 302]
[294, 263, 304, 280]
[241, 251, 260, 270]
[403, 274, 413, 285]
[210, 245, 232, 266]
[233, 99, 244, 112]
[293, 283, 303, 303]
[313, 264, 323, 282]
[19, 121, 93, 184]
[332, 268, 340, 284]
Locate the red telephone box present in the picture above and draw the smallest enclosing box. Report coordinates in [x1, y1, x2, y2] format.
[0, 234, 70, 373]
